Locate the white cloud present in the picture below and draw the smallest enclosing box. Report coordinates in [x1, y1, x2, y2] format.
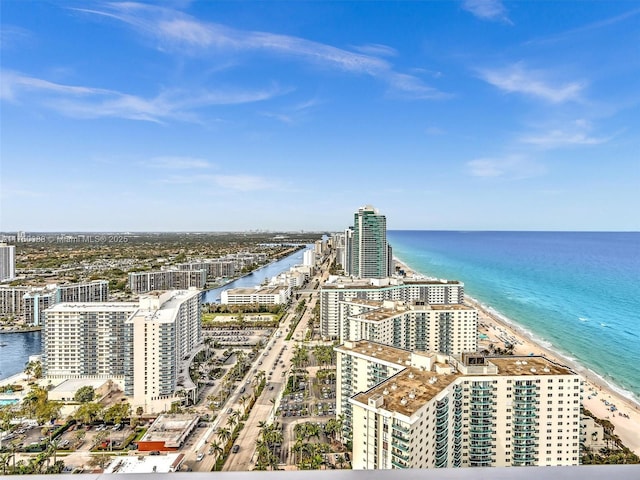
[1, 70, 283, 122]
[479, 63, 584, 103]
[351, 43, 398, 57]
[73, 2, 444, 100]
[466, 155, 545, 179]
[462, 0, 511, 23]
[520, 119, 612, 148]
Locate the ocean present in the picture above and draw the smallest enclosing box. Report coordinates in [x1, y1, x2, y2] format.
[387, 230, 640, 404]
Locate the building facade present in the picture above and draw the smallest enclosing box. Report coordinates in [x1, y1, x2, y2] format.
[43, 302, 138, 379]
[342, 300, 477, 354]
[341, 344, 583, 469]
[320, 277, 465, 339]
[220, 285, 291, 305]
[128, 270, 207, 294]
[0, 243, 16, 282]
[348, 206, 391, 279]
[1, 281, 110, 325]
[43, 289, 202, 413]
[124, 289, 202, 413]
[55, 280, 109, 303]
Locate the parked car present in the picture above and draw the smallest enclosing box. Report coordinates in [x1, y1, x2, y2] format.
[196, 453, 204, 462]
[232, 445, 240, 453]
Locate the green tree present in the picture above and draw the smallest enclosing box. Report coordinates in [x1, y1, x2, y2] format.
[103, 402, 131, 425]
[74, 386, 95, 403]
[74, 402, 104, 426]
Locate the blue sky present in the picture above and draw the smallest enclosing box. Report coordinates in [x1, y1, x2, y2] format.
[1, 1, 639, 232]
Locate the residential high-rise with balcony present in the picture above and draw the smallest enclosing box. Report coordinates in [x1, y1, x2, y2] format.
[337, 341, 583, 469]
[124, 289, 202, 413]
[43, 289, 202, 413]
[319, 277, 465, 339]
[347, 205, 391, 279]
[341, 299, 477, 354]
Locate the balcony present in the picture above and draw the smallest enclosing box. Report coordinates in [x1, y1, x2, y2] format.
[392, 423, 410, 434]
[390, 459, 408, 469]
[392, 449, 410, 462]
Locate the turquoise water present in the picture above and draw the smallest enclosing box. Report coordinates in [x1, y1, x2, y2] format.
[387, 231, 640, 404]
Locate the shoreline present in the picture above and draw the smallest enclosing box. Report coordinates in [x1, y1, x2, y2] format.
[394, 256, 640, 455]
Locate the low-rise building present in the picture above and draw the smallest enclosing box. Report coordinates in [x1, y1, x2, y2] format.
[221, 285, 291, 305]
[136, 414, 199, 451]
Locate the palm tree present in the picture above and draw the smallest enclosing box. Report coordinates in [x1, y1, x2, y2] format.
[209, 440, 223, 461]
[216, 427, 231, 448]
[0, 452, 11, 475]
[336, 454, 346, 469]
[239, 395, 248, 413]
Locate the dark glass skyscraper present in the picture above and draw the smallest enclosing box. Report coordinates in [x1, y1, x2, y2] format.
[348, 205, 392, 278]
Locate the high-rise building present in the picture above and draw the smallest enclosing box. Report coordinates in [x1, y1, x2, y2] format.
[124, 289, 202, 413]
[128, 270, 207, 294]
[43, 289, 202, 413]
[350, 205, 390, 278]
[43, 302, 138, 379]
[348, 206, 391, 279]
[319, 277, 465, 339]
[341, 299, 477, 354]
[1, 281, 110, 325]
[0, 243, 16, 282]
[337, 341, 583, 469]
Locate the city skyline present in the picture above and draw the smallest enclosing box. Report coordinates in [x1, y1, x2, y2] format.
[1, 1, 639, 232]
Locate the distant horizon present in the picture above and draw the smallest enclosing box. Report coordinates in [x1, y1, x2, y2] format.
[1, 229, 638, 236]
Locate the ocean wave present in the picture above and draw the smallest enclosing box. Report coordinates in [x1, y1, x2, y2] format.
[578, 317, 589, 322]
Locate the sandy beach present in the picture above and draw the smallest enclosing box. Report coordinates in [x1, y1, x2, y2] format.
[396, 259, 640, 455]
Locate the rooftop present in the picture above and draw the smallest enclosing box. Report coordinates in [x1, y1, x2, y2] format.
[139, 414, 199, 448]
[336, 340, 432, 367]
[490, 356, 573, 376]
[352, 301, 475, 322]
[104, 453, 184, 474]
[322, 277, 462, 290]
[46, 302, 138, 312]
[352, 367, 460, 416]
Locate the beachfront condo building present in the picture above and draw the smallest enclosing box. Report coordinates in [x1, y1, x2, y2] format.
[43, 289, 202, 413]
[124, 289, 202, 413]
[128, 269, 207, 294]
[345, 205, 392, 279]
[319, 276, 465, 339]
[336, 341, 583, 469]
[341, 299, 477, 354]
[0, 243, 16, 282]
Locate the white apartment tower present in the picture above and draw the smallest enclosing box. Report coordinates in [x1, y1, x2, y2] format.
[342, 299, 477, 354]
[43, 289, 202, 413]
[0, 243, 16, 282]
[43, 302, 138, 378]
[320, 277, 465, 339]
[337, 342, 583, 469]
[124, 289, 202, 413]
